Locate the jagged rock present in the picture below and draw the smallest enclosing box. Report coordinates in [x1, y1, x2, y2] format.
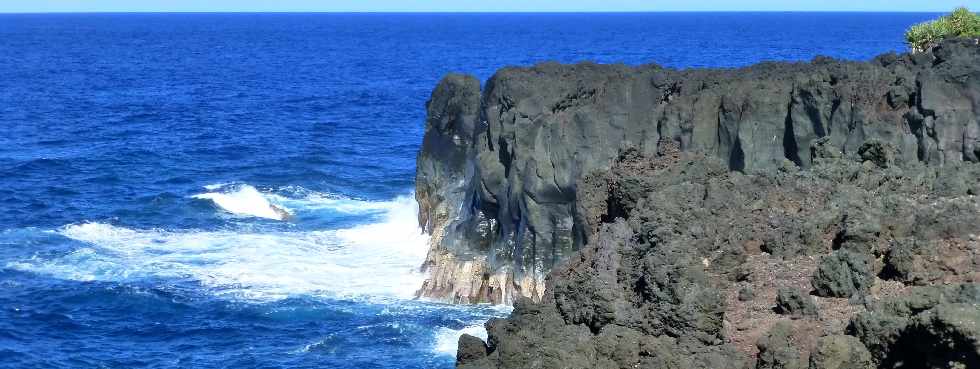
[457, 334, 490, 367]
[907, 303, 980, 368]
[808, 335, 873, 369]
[810, 137, 842, 160]
[416, 40, 980, 369]
[756, 322, 806, 369]
[459, 147, 977, 367]
[857, 140, 896, 168]
[847, 284, 980, 368]
[847, 313, 908, 365]
[811, 251, 874, 298]
[415, 39, 980, 305]
[479, 298, 599, 369]
[775, 288, 819, 317]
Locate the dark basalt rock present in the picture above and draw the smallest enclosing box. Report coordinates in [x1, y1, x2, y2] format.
[811, 250, 874, 298]
[457, 334, 490, 367]
[847, 284, 980, 369]
[411, 39, 980, 368]
[808, 335, 874, 369]
[775, 288, 819, 317]
[756, 322, 806, 369]
[416, 38, 980, 305]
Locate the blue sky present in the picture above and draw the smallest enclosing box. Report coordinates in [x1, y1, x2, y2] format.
[1, 0, 977, 13]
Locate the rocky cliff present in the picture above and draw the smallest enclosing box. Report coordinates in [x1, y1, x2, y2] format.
[416, 39, 980, 306]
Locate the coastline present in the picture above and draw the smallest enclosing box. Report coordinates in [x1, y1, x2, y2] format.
[412, 39, 980, 368]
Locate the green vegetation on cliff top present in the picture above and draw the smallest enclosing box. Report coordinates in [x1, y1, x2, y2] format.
[905, 7, 980, 52]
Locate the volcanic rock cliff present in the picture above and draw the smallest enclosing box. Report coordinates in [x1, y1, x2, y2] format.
[415, 39, 980, 369]
[416, 38, 980, 307]
[415, 37, 980, 369]
[417, 38, 980, 369]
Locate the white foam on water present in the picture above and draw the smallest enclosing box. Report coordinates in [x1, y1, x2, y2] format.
[433, 325, 489, 356]
[203, 182, 232, 191]
[193, 184, 290, 220]
[194, 183, 396, 221]
[265, 185, 395, 215]
[6, 196, 430, 303]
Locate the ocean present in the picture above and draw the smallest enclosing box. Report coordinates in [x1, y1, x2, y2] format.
[0, 12, 937, 368]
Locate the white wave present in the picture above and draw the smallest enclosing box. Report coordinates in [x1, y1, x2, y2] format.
[7, 196, 430, 302]
[267, 192, 393, 214]
[262, 185, 397, 215]
[194, 183, 397, 220]
[203, 183, 232, 191]
[193, 184, 290, 220]
[433, 325, 489, 356]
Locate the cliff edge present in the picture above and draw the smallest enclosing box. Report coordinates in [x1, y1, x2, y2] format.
[416, 39, 980, 307]
[432, 39, 979, 369]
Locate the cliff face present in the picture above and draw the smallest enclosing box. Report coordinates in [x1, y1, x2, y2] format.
[415, 39, 980, 305]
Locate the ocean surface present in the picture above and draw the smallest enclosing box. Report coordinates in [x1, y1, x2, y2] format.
[0, 12, 937, 368]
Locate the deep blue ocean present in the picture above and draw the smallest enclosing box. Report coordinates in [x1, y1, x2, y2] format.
[0, 12, 937, 368]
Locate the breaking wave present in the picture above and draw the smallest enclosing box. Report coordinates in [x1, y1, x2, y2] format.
[192, 184, 291, 220]
[433, 325, 489, 356]
[7, 195, 429, 302]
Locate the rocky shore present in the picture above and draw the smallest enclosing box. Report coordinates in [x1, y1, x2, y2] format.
[415, 39, 979, 368]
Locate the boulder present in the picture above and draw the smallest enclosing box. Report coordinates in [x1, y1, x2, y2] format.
[811, 251, 874, 298]
[808, 335, 873, 369]
[775, 288, 819, 317]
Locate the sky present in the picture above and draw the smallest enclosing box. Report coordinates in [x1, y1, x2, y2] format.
[0, 0, 977, 13]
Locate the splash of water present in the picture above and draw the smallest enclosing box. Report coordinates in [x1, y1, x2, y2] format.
[7, 195, 429, 302]
[192, 184, 290, 220]
[433, 325, 489, 356]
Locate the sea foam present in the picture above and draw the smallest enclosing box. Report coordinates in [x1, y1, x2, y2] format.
[192, 184, 290, 220]
[433, 325, 489, 356]
[7, 195, 429, 302]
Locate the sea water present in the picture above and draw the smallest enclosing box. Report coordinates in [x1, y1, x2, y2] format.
[0, 12, 936, 368]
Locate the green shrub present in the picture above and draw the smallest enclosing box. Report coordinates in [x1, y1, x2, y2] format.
[905, 7, 980, 52]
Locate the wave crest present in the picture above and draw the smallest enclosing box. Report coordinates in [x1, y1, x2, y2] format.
[192, 184, 290, 220]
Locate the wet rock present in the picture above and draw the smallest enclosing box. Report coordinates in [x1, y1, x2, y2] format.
[775, 288, 819, 317]
[456, 334, 489, 367]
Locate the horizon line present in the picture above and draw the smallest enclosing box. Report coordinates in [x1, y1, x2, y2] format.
[0, 10, 948, 15]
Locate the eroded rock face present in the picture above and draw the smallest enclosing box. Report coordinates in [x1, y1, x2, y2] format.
[416, 38, 980, 369]
[415, 39, 980, 305]
[456, 141, 979, 369]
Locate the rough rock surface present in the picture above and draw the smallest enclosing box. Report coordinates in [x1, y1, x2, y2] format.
[848, 284, 980, 368]
[457, 334, 490, 367]
[416, 39, 980, 305]
[413, 39, 980, 368]
[808, 335, 873, 369]
[775, 288, 819, 318]
[811, 250, 874, 298]
[456, 140, 979, 368]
